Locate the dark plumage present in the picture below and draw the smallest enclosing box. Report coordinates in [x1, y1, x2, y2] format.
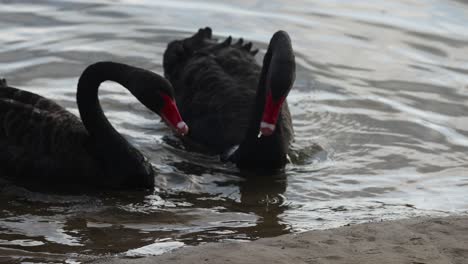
[0, 62, 188, 189]
[163, 27, 296, 170]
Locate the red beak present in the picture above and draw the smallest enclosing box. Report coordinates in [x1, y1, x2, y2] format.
[260, 91, 286, 136]
[159, 93, 189, 136]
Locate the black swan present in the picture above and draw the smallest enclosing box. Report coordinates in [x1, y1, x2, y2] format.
[163, 27, 295, 170]
[0, 62, 188, 189]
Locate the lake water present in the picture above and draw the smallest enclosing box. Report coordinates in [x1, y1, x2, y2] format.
[1, 0, 468, 262]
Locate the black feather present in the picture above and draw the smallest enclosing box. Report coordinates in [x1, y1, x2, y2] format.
[163, 28, 296, 170]
[0, 62, 183, 189]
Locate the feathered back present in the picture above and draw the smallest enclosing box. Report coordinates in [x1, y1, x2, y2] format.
[0, 83, 92, 182]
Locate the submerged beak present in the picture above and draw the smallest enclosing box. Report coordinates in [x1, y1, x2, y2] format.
[260, 92, 286, 137]
[159, 94, 189, 136]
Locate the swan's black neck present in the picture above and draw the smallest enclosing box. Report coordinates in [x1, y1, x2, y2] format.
[234, 31, 295, 170]
[77, 62, 155, 188]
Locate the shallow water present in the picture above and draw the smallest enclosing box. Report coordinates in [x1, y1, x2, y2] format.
[1, 0, 468, 262]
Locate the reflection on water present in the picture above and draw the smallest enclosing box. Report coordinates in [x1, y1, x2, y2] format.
[1, 0, 468, 262]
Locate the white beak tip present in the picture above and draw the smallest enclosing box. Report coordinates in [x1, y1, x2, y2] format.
[176, 121, 189, 136]
[260, 121, 275, 136]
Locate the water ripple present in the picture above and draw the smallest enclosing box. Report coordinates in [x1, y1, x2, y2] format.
[1, 0, 468, 262]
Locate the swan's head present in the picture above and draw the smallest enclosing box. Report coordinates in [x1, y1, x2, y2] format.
[259, 30, 296, 137]
[131, 73, 189, 136]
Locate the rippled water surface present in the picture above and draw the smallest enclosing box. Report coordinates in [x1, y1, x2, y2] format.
[1, 0, 468, 262]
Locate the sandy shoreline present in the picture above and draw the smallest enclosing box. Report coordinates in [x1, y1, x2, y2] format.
[93, 215, 468, 264]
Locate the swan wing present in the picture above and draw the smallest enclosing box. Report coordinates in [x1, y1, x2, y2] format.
[0, 85, 66, 113]
[0, 96, 91, 180]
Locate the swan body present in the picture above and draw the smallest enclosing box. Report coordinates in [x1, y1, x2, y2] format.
[163, 27, 295, 170]
[0, 62, 188, 189]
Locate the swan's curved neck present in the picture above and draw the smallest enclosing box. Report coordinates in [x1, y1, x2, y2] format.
[76, 62, 152, 186]
[234, 32, 295, 169]
[77, 62, 133, 146]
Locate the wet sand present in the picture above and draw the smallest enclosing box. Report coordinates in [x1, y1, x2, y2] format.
[94, 216, 468, 264]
